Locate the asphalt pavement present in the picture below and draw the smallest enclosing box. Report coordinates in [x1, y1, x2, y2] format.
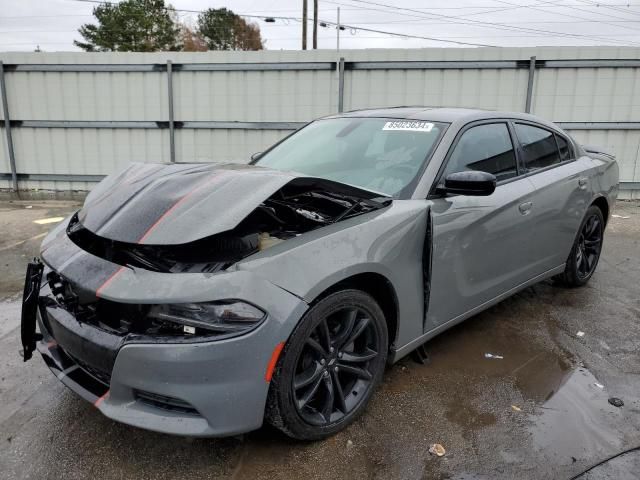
[0, 199, 638, 479]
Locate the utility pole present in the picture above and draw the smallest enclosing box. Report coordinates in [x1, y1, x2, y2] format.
[313, 0, 318, 49]
[336, 7, 340, 53]
[302, 0, 308, 50]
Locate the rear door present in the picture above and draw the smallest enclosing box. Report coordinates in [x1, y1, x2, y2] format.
[426, 121, 538, 331]
[511, 122, 592, 274]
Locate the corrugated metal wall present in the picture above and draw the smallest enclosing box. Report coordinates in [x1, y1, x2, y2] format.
[1, 47, 639, 198]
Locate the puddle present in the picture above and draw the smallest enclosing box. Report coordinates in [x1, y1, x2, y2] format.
[527, 367, 625, 463]
[378, 296, 631, 476]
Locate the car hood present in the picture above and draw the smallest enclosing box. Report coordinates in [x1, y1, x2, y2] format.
[77, 162, 388, 245]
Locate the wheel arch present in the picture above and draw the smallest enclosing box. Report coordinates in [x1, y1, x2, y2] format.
[590, 195, 610, 225]
[307, 272, 399, 352]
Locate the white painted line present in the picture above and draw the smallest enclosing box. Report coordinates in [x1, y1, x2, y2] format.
[33, 217, 64, 225]
[0, 232, 47, 252]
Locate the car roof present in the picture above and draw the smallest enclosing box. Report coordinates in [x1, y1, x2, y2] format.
[323, 107, 558, 130]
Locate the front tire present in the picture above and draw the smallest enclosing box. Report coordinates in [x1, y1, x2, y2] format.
[555, 205, 604, 287]
[266, 289, 388, 440]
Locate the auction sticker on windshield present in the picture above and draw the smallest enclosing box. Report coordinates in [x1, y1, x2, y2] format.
[383, 121, 434, 132]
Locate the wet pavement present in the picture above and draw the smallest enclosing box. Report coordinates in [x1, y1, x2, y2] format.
[0, 199, 639, 479]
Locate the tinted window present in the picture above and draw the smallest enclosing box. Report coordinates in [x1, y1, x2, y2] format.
[515, 123, 562, 171]
[556, 134, 571, 161]
[443, 123, 517, 181]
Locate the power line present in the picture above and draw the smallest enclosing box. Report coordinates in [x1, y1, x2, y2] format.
[71, 0, 637, 46]
[376, 18, 640, 24]
[491, 0, 640, 33]
[8, 0, 640, 49]
[540, 0, 640, 21]
[337, 0, 640, 46]
[7, 2, 640, 17]
[61, 0, 497, 47]
[320, 0, 640, 16]
[576, 0, 640, 17]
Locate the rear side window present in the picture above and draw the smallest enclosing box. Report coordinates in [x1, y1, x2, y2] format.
[443, 123, 517, 182]
[515, 123, 563, 171]
[556, 134, 571, 161]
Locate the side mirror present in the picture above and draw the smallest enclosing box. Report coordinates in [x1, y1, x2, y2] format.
[442, 171, 496, 196]
[250, 151, 263, 161]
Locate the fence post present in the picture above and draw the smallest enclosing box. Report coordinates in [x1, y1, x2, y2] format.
[167, 60, 176, 163]
[338, 57, 345, 113]
[525, 56, 536, 113]
[0, 61, 18, 193]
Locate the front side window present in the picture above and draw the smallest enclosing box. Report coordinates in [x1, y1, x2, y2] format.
[255, 118, 447, 197]
[442, 123, 517, 182]
[515, 123, 563, 171]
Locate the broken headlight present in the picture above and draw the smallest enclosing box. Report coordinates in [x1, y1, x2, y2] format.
[147, 301, 266, 338]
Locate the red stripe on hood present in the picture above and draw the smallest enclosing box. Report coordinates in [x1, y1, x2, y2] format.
[94, 171, 229, 298]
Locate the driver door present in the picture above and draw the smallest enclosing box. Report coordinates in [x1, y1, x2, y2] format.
[425, 121, 538, 331]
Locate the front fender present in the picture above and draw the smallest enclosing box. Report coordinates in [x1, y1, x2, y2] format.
[234, 200, 431, 348]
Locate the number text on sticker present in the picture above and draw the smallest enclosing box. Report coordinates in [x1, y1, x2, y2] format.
[383, 121, 434, 132]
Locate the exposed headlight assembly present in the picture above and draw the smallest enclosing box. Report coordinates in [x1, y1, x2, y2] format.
[147, 301, 266, 339]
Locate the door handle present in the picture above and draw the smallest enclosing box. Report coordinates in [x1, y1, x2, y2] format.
[518, 201, 533, 215]
[578, 177, 588, 189]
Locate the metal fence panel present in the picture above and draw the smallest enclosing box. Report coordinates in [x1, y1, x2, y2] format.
[0, 47, 639, 196]
[5, 71, 168, 121]
[175, 128, 291, 163]
[345, 68, 529, 112]
[566, 128, 640, 182]
[533, 67, 640, 122]
[173, 70, 337, 122]
[9, 127, 168, 183]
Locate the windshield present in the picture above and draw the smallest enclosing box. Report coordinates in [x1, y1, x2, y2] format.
[255, 117, 447, 197]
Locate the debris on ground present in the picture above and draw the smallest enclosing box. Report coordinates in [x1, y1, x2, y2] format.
[346, 439, 354, 449]
[429, 444, 446, 457]
[511, 405, 522, 412]
[608, 397, 624, 407]
[576, 331, 585, 337]
[594, 382, 604, 389]
[484, 353, 504, 359]
[25, 205, 32, 209]
[611, 214, 630, 219]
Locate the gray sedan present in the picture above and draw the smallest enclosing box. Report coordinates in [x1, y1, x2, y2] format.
[21, 107, 618, 440]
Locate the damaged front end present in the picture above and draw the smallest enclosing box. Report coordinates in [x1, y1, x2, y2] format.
[27, 164, 391, 354]
[67, 172, 391, 274]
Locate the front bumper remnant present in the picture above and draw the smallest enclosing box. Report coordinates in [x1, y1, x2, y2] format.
[32, 271, 308, 437]
[21, 259, 44, 361]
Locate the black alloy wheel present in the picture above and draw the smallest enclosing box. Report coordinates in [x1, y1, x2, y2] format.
[555, 205, 605, 287]
[293, 305, 379, 426]
[576, 212, 603, 280]
[266, 289, 388, 440]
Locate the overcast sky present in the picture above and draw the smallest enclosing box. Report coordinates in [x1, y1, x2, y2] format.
[1, 0, 640, 51]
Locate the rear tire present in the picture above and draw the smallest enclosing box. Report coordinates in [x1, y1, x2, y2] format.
[265, 289, 388, 440]
[555, 205, 604, 287]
